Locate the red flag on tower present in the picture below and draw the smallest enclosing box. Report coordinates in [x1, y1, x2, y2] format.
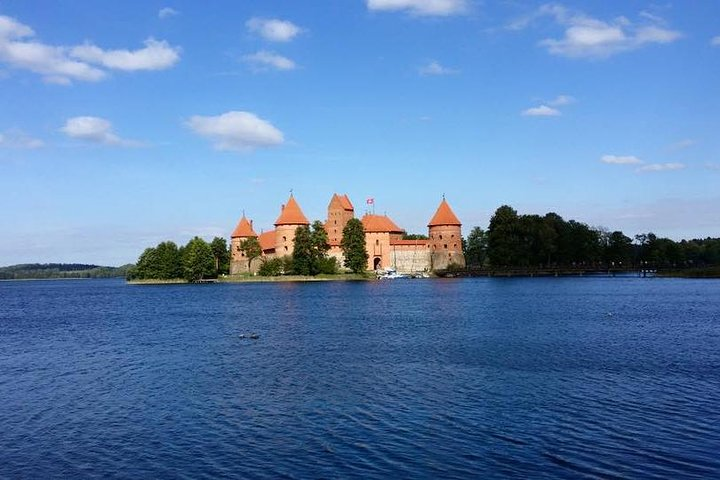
[366, 198, 374, 205]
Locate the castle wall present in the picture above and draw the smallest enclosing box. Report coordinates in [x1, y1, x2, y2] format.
[365, 232, 392, 270]
[275, 224, 299, 256]
[429, 225, 465, 270]
[390, 245, 431, 273]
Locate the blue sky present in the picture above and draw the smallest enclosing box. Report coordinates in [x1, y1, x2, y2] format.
[1, 0, 718, 266]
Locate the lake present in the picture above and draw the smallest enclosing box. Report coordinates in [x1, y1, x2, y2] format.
[1, 277, 719, 479]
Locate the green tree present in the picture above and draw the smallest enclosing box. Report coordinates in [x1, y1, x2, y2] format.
[292, 225, 314, 275]
[210, 237, 230, 275]
[182, 237, 215, 281]
[133, 246, 160, 279]
[487, 205, 521, 266]
[341, 217, 368, 273]
[258, 257, 284, 276]
[464, 226, 488, 267]
[239, 237, 263, 272]
[603, 231, 633, 266]
[155, 241, 182, 279]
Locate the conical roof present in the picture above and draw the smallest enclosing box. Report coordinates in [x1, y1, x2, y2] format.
[428, 199, 461, 227]
[274, 194, 310, 226]
[231, 215, 257, 238]
[361, 214, 404, 233]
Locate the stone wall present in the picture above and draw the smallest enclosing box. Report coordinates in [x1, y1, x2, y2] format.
[390, 245, 431, 273]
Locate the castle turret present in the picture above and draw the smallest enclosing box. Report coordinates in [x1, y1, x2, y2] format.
[230, 215, 258, 274]
[326, 193, 355, 246]
[274, 194, 310, 256]
[428, 198, 465, 270]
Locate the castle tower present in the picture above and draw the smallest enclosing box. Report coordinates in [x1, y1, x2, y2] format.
[428, 198, 465, 270]
[230, 214, 258, 274]
[326, 193, 355, 248]
[274, 193, 310, 256]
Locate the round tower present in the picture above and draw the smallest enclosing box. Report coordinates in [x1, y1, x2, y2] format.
[274, 194, 310, 256]
[428, 198, 465, 271]
[230, 214, 258, 274]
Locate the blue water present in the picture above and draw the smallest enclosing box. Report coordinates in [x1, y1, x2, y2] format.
[1, 278, 719, 479]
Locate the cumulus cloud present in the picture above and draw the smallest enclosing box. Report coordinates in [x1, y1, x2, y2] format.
[158, 7, 179, 20]
[601, 155, 643, 165]
[0, 129, 44, 149]
[367, 0, 469, 16]
[712, 36, 720, 47]
[70, 38, 180, 71]
[0, 14, 180, 84]
[186, 111, 284, 152]
[521, 105, 561, 116]
[636, 162, 686, 173]
[60, 116, 140, 146]
[242, 50, 296, 71]
[419, 60, 458, 76]
[510, 4, 681, 59]
[246, 18, 302, 42]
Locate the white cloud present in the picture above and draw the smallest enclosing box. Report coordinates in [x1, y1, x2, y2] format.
[548, 94, 574, 106]
[0, 14, 180, 84]
[601, 154, 643, 165]
[186, 111, 284, 152]
[419, 60, 458, 76]
[514, 4, 681, 58]
[668, 139, 696, 151]
[158, 7, 179, 20]
[636, 162, 686, 172]
[0, 129, 44, 149]
[246, 18, 302, 42]
[521, 105, 561, 116]
[60, 116, 139, 146]
[367, 0, 469, 16]
[712, 36, 720, 46]
[242, 50, 296, 71]
[70, 38, 180, 71]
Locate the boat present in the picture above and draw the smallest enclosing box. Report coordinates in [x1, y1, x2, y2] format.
[377, 268, 409, 279]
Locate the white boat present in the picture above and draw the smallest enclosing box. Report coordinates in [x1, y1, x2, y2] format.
[377, 268, 409, 279]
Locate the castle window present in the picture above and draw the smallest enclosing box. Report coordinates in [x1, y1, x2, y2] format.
[284, 246, 288, 251]
[376, 239, 379, 246]
[444, 244, 448, 249]
[283, 236, 287, 242]
[454, 243, 457, 248]
[439, 234, 443, 240]
[334, 220, 337, 225]
[451, 234, 455, 238]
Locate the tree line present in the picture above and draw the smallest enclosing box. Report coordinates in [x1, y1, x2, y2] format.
[463, 205, 720, 270]
[127, 237, 230, 281]
[0, 263, 133, 280]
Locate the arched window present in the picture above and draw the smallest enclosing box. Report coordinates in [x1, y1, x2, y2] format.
[283, 236, 287, 242]
[376, 239, 379, 246]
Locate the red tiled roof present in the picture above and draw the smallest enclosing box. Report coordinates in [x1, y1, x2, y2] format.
[258, 230, 275, 251]
[390, 239, 430, 246]
[340, 194, 354, 211]
[274, 195, 310, 226]
[231, 216, 257, 238]
[328, 193, 354, 212]
[428, 199, 461, 227]
[361, 214, 404, 233]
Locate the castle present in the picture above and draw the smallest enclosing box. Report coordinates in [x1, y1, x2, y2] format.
[230, 193, 465, 274]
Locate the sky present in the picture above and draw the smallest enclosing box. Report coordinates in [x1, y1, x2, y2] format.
[1, 0, 719, 266]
